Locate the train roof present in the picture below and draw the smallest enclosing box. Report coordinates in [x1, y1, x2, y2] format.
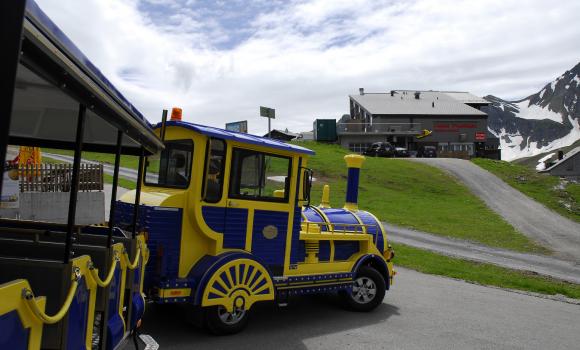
[8, 1, 163, 155]
[158, 121, 315, 155]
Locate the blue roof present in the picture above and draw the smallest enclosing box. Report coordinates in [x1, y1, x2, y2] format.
[25, 0, 151, 129]
[157, 121, 315, 155]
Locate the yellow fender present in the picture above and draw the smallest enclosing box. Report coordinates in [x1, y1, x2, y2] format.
[201, 258, 275, 313]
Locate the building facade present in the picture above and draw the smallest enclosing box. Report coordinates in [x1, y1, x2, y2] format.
[339, 89, 494, 157]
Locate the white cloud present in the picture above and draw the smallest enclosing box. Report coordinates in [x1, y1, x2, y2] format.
[35, 0, 580, 134]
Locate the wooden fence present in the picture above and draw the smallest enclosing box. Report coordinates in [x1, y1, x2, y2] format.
[19, 163, 104, 192]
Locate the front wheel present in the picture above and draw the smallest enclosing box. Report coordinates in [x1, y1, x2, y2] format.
[340, 266, 386, 312]
[204, 305, 249, 335]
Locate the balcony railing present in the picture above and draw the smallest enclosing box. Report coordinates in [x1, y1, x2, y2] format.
[337, 122, 421, 135]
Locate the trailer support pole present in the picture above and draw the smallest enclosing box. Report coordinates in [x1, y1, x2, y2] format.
[64, 104, 86, 263]
[0, 0, 26, 194]
[131, 147, 145, 238]
[107, 130, 123, 247]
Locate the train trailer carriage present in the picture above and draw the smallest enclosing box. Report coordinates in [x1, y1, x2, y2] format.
[116, 115, 396, 334]
[1, 1, 161, 349]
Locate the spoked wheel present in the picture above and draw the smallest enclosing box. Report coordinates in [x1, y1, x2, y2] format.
[340, 266, 386, 312]
[204, 305, 249, 335]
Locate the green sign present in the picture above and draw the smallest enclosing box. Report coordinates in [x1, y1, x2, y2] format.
[260, 106, 275, 119]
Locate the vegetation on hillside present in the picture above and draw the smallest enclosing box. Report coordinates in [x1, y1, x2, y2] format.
[472, 158, 579, 223]
[296, 142, 546, 253]
[394, 243, 580, 299]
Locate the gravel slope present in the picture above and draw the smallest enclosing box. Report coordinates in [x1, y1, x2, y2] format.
[410, 158, 580, 262]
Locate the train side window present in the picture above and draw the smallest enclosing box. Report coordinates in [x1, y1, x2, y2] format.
[145, 139, 193, 188]
[229, 148, 291, 202]
[203, 138, 226, 203]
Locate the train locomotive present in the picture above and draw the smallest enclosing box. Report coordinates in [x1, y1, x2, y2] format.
[116, 109, 396, 334]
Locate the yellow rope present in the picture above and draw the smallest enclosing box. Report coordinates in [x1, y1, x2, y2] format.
[23, 277, 79, 324]
[88, 255, 119, 287]
[123, 248, 141, 270]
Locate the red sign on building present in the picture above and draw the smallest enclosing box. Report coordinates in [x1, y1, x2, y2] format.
[475, 132, 486, 141]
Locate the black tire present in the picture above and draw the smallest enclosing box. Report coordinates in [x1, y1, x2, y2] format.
[204, 305, 249, 335]
[340, 266, 386, 312]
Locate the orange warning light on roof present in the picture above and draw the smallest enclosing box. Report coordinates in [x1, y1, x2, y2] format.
[170, 107, 182, 121]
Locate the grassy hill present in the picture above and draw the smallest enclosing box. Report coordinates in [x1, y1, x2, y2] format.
[42, 143, 544, 252]
[297, 142, 544, 253]
[472, 158, 579, 223]
[513, 139, 580, 170]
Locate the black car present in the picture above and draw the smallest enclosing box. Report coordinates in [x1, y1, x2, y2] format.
[363, 142, 396, 157]
[394, 147, 410, 157]
[417, 145, 437, 158]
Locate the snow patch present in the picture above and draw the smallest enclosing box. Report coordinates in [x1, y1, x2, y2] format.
[513, 100, 563, 123]
[501, 116, 580, 161]
[536, 152, 555, 171]
[539, 88, 546, 99]
[573, 75, 580, 85]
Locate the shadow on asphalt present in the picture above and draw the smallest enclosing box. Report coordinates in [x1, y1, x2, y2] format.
[139, 294, 400, 349]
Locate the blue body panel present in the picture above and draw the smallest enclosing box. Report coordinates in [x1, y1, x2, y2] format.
[356, 210, 384, 252]
[251, 210, 289, 270]
[157, 121, 315, 155]
[201, 206, 226, 233]
[0, 311, 29, 350]
[290, 207, 304, 264]
[115, 202, 183, 289]
[334, 241, 360, 260]
[224, 208, 249, 249]
[106, 267, 123, 350]
[66, 277, 89, 350]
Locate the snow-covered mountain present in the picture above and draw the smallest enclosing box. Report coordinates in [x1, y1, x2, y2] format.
[483, 62, 580, 161]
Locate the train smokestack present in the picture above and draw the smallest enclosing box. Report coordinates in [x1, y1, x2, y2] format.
[344, 154, 365, 211]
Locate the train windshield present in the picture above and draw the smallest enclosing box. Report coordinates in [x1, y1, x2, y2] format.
[145, 139, 193, 188]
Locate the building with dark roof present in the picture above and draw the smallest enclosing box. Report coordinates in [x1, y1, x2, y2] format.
[540, 146, 580, 180]
[339, 89, 496, 157]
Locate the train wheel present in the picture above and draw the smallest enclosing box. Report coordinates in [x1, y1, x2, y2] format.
[204, 305, 249, 335]
[340, 266, 386, 312]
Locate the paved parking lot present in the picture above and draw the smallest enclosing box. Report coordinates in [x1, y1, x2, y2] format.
[137, 268, 580, 350]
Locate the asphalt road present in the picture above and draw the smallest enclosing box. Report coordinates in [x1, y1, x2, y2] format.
[410, 158, 580, 262]
[136, 268, 580, 350]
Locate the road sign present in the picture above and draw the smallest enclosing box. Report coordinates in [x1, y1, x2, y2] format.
[260, 106, 275, 119]
[225, 121, 248, 133]
[475, 131, 486, 141]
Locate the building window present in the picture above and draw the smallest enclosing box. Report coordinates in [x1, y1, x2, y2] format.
[348, 143, 371, 154]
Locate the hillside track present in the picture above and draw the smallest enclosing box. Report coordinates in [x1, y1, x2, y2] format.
[384, 223, 580, 284]
[410, 158, 580, 262]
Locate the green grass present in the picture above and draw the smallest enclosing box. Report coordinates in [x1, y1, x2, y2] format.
[295, 141, 546, 253]
[43, 148, 139, 170]
[472, 158, 579, 223]
[393, 243, 580, 299]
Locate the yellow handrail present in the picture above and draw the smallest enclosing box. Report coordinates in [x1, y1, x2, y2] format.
[23, 268, 80, 324]
[88, 254, 119, 287]
[123, 248, 141, 270]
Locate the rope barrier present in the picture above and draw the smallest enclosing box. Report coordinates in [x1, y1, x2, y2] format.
[123, 248, 141, 270]
[88, 253, 120, 287]
[22, 268, 81, 324]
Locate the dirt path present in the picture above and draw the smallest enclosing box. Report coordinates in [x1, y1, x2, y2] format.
[410, 158, 580, 262]
[384, 223, 580, 284]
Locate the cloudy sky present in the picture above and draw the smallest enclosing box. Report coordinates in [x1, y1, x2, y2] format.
[36, 0, 580, 134]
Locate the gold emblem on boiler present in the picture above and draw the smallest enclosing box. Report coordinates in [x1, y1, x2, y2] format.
[262, 225, 278, 239]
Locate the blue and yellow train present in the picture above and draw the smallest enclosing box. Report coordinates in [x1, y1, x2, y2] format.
[115, 109, 396, 334]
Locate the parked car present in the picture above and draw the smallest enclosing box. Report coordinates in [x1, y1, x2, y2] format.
[394, 147, 409, 157]
[363, 142, 396, 157]
[417, 145, 437, 158]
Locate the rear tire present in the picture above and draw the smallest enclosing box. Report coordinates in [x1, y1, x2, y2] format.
[204, 305, 249, 335]
[340, 266, 386, 312]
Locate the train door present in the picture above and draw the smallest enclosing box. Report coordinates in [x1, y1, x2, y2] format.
[225, 148, 294, 275]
